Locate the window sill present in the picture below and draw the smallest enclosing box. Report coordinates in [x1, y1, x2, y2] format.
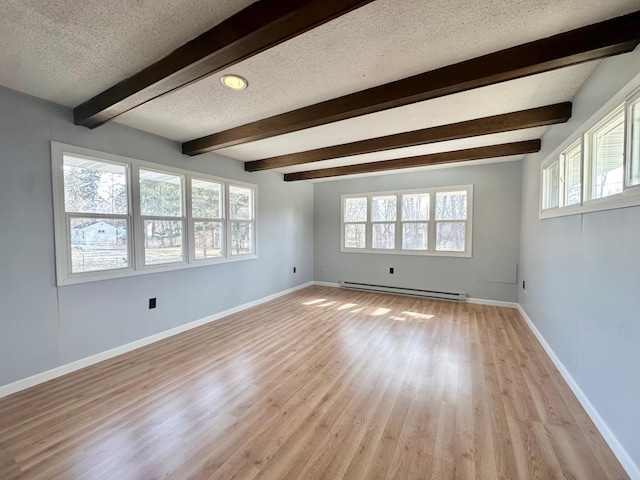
[339, 248, 472, 258]
[57, 253, 259, 286]
[539, 185, 640, 219]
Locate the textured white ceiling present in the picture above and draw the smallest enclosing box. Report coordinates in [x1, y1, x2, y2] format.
[0, 0, 638, 180]
[0, 0, 254, 106]
[115, 0, 637, 142]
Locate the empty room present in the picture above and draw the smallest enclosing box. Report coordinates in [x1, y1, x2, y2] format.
[1, 1, 639, 479]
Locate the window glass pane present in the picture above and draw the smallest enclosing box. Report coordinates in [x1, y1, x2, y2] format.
[229, 186, 253, 220]
[344, 197, 367, 222]
[544, 162, 560, 209]
[372, 223, 395, 249]
[436, 222, 466, 252]
[231, 222, 253, 255]
[143, 220, 183, 265]
[140, 170, 182, 217]
[589, 109, 624, 199]
[564, 144, 582, 206]
[436, 191, 467, 220]
[64, 155, 127, 214]
[402, 223, 428, 250]
[402, 194, 429, 221]
[194, 221, 222, 259]
[192, 179, 221, 218]
[372, 195, 397, 221]
[630, 99, 640, 186]
[344, 224, 365, 248]
[70, 217, 128, 272]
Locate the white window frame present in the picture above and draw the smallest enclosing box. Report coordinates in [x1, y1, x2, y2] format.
[137, 167, 186, 268]
[228, 184, 257, 257]
[190, 177, 225, 261]
[540, 73, 640, 219]
[51, 142, 258, 286]
[626, 90, 640, 188]
[340, 185, 473, 258]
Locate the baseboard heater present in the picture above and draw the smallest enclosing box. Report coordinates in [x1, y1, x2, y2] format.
[340, 281, 466, 302]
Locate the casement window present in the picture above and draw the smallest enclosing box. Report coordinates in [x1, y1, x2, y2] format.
[628, 95, 640, 187]
[52, 142, 257, 285]
[341, 185, 473, 257]
[584, 106, 625, 200]
[540, 82, 640, 219]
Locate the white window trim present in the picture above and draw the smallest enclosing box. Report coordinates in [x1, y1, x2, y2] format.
[540, 71, 640, 220]
[340, 185, 473, 258]
[51, 142, 258, 286]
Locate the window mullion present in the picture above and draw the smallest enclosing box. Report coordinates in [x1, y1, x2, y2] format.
[429, 192, 436, 252]
[185, 175, 193, 264]
[367, 195, 372, 250]
[225, 183, 231, 260]
[131, 165, 143, 271]
[396, 194, 401, 251]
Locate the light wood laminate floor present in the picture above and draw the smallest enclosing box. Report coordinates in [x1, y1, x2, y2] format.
[0, 286, 629, 479]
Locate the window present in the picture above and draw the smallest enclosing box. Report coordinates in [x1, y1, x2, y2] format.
[542, 161, 560, 209]
[628, 96, 640, 187]
[401, 193, 429, 250]
[435, 191, 468, 252]
[343, 197, 367, 248]
[540, 81, 640, 219]
[229, 185, 255, 256]
[371, 195, 396, 249]
[563, 141, 582, 206]
[585, 106, 624, 200]
[191, 178, 223, 259]
[341, 185, 473, 257]
[52, 143, 257, 285]
[140, 169, 184, 265]
[62, 155, 130, 274]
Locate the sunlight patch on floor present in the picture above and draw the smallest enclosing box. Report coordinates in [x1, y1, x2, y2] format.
[403, 311, 435, 320]
[303, 298, 326, 305]
[337, 303, 358, 311]
[318, 301, 337, 307]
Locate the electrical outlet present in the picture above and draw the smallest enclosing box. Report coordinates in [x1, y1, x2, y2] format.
[389, 267, 394, 274]
[149, 298, 156, 309]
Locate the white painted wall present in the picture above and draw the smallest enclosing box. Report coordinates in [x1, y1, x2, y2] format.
[313, 161, 522, 302]
[0, 86, 314, 386]
[519, 49, 640, 471]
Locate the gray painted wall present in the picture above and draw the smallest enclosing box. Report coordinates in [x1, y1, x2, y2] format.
[0, 86, 314, 386]
[314, 162, 522, 302]
[519, 50, 640, 468]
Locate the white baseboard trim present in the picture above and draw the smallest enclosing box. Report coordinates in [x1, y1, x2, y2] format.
[0, 281, 314, 399]
[517, 305, 640, 480]
[312, 281, 341, 288]
[466, 297, 519, 308]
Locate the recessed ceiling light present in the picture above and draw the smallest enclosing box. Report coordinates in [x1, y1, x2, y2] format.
[221, 74, 248, 91]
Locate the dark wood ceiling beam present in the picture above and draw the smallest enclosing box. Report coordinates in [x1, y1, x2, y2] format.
[246, 103, 570, 171]
[73, 0, 375, 129]
[283, 140, 541, 181]
[184, 11, 640, 155]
